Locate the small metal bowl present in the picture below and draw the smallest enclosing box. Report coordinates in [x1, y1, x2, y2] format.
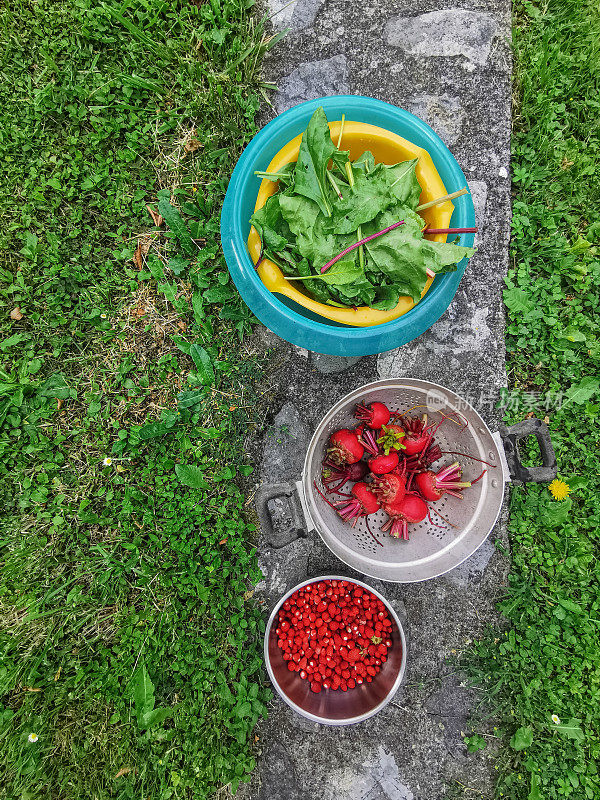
[264, 575, 407, 726]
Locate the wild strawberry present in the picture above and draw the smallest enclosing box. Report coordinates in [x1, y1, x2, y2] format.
[275, 580, 393, 692]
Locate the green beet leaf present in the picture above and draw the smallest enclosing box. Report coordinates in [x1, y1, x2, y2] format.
[279, 193, 320, 239]
[255, 162, 295, 186]
[372, 286, 401, 311]
[250, 194, 294, 253]
[303, 276, 331, 304]
[330, 146, 350, 172]
[287, 260, 363, 287]
[353, 151, 376, 173]
[383, 159, 422, 208]
[334, 271, 376, 299]
[294, 107, 336, 217]
[425, 239, 476, 272]
[324, 265, 377, 306]
[247, 106, 476, 312]
[287, 259, 377, 308]
[363, 210, 430, 303]
[359, 286, 377, 306]
[264, 249, 300, 276]
[295, 213, 345, 271]
[296, 257, 311, 277]
[317, 260, 364, 286]
[327, 164, 395, 233]
[279, 191, 353, 273]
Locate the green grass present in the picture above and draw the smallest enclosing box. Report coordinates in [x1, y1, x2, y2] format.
[464, 1, 600, 798]
[0, 1, 276, 797]
[4, 0, 600, 797]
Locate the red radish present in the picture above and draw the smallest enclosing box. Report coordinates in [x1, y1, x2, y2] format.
[381, 494, 428, 540]
[338, 482, 380, 523]
[415, 462, 471, 500]
[376, 423, 406, 455]
[369, 451, 399, 474]
[322, 459, 368, 493]
[314, 481, 379, 527]
[371, 472, 406, 505]
[328, 428, 364, 465]
[404, 441, 443, 472]
[393, 414, 436, 456]
[355, 400, 391, 429]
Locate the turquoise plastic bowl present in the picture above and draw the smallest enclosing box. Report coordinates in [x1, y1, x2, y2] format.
[220, 95, 475, 356]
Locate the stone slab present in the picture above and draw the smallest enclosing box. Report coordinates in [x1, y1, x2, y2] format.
[248, 0, 512, 796]
[385, 10, 499, 67]
[268, 0, 326, 33]
[276, 55, 348, 113]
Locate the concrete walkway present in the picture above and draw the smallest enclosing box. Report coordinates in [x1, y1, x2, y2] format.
[246, 1, 511, 797]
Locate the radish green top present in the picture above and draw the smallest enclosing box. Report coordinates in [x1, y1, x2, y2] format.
[250, 107, 475, 311]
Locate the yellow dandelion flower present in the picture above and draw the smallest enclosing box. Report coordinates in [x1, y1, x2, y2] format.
[549, 479, 570, 501]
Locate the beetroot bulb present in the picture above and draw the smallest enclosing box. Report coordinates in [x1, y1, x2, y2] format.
[313, 482, 383, 546]
[355, 419, 408, 477]
[321, 459, 369, 494]
[369, 450, 399, 475]
[355, 400, 391, 429]
[370, 471, 406, 506]
[415, 462, 471, 501]
[314, 480, 379, 522]
[327, 428, 364, 465]
[381, 494, 428, 541]
[390, 414, 437, 456]
[403, 441, 443, 473]
[336, 482, 380, 523]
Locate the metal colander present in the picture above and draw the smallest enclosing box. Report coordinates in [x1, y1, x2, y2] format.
[258, 378, 556, 583]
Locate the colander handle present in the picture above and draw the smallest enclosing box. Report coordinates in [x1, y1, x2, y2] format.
[255, 483, 308, 548]
[498, 418, 557, 483]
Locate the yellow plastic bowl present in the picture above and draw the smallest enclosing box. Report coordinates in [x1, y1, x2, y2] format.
[247, 120, 453, 327]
